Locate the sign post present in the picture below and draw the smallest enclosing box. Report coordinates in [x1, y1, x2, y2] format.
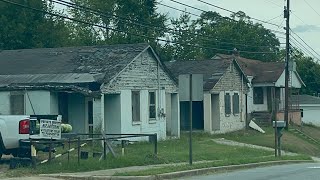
[179, 74, 203, 165]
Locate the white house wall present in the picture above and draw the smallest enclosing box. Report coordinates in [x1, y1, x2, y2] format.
[247, 87, 268, 112]
[105, 94, 121, 134]
[211, 91, 245, 134]
[92, 97, 102, 132]
[100, 49, 178, 139]
[101, 50, 177, 93]
[25, 91, 51, 115]
[301, 105, 320, 126]
[119, 90, 166, 140]
[0, 92, 10, 115]
[275, 70, 302, 88]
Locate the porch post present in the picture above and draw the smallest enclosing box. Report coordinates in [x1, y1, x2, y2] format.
[101, 94, 105, 132]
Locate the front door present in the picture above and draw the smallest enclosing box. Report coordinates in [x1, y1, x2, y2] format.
[88, 100, 93, 134]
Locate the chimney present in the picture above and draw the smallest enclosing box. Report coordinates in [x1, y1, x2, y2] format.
[233, 48, 240, 57]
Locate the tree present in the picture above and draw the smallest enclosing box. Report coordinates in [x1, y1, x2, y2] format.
[163, 11, 281, 61]
[0, 0, 72, 50]
[68, 0, 167, 45]
[293, 49, 320, 95]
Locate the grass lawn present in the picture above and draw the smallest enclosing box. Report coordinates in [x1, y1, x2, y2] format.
[3, 127, 317, 178]
[214, 126, 320, 157]
[4, 133, 275, 177]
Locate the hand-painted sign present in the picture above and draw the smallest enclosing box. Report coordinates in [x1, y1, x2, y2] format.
[39, 119, 61, 139]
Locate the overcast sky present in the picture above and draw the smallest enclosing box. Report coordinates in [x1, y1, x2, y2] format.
[157, 0, 320, 59]
[55, 0, 320, 59]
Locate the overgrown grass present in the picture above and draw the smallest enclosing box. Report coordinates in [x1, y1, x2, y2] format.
[115, 155, 311, 176]
[213, 126, 320, 157]
[4, 132, 274, 177]
[4, 128, 318, 178]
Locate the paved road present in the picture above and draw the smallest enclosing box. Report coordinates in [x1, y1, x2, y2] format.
[182, 163, 320, 180]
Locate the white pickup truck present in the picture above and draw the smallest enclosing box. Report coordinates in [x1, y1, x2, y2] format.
[0, 115, 60, 159]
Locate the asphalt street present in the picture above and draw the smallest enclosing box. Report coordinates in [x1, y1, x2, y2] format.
[182, 163, 320, 180]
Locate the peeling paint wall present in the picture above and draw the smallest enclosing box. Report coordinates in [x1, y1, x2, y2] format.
[100, 50, 178, 139]
[208, 63, 247, 134]
[102, 50, 177, 93]
[119, 90, 166, 140]
[0, 92, 10, 115]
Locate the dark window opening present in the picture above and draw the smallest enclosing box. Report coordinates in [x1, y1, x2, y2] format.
[233, 93, 240, 114]
[132, 91, 140, 122]
[10, 92, 25, 115]
[225, 93, 231, 115]
[253, 87, 264, 104]
[149, 91, 156, 119]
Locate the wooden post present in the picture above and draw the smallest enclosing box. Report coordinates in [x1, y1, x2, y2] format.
[30, 139, 37, 169]
[77, 137, 80, 165]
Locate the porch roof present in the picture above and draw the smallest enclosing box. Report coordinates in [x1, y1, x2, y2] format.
[214, 54, 285, 84]
[164, 59, 232, 91]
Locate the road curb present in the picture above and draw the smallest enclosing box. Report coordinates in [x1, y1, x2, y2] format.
[39, 160, 313, 180]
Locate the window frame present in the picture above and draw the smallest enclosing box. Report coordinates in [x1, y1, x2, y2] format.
[233, 93, 240, 115]
[225, 92, 231, 116]
[253, 87, 264, 104]
[10, 91, 25, 115]
[149, 91, 156, 120]
[132, 91, 141, 123]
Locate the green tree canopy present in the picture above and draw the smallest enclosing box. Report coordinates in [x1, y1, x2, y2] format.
[0, 0, 71, 50]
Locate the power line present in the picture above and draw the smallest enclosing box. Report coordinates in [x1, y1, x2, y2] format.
[53, 0, 282, 50]
[303, 0, 320, 18]
[158, 2, 201, 18]
[0, 0, 280, 55]
[290, 29, 320, 58]
[194, 0, 281, 27]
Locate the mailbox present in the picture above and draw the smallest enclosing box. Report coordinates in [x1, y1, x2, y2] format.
[273, 121, 286, 128]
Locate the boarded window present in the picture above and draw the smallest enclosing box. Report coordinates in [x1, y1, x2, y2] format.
[10, 92, 25, 115]
[149, 91, 156, 119]
[132, 91, 140, 122]
[233, 93, 240, 114]
[253, 87, 264, 104]
[225, 93, 231, 115]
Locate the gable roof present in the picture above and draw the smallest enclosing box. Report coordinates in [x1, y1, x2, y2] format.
[0, 43, 150, 88]
[164, 59, 246, 91]
[291, 95, 320, 105]
[214, 54, 285, 84]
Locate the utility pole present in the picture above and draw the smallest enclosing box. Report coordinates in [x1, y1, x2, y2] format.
[284, 0, 290, 130]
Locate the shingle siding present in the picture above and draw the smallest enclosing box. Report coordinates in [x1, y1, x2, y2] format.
[211, 63, 248, 93]
[102, 50, 177, 93]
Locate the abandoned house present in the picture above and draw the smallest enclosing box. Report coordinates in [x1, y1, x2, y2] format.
[0, 43, 180, 139]
[213, 54, 305, 125]
[165, 58, 249, 134]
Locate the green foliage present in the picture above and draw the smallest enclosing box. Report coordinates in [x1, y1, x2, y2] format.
[68, 0, 166, 45]
[0, 0, 72, 50]
[293, 48, 320, 94]
[163, 11, 281, 61]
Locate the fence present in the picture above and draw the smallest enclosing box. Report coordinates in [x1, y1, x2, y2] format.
[17, 133, 157, 169]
